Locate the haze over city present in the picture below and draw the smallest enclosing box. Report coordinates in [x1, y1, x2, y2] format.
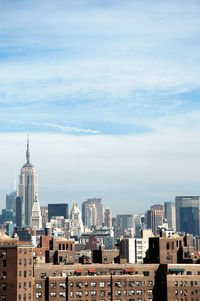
[1, 0, 200, 214]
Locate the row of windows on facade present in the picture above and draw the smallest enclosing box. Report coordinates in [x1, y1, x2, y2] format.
[19, 259, 32, 265]
[58, 244, 73, 251]
[39, 270, 151, 278]
[19, 248, 32, 254]
[69, 289, 153, 297]
[175, 280, 199, 286]
[175, 289, 200, 296]
[1, 270, 31, 280]
[1, 294, 32, 301]
[69, 280, 153, 288]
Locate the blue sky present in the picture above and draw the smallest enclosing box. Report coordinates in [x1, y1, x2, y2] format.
[1, 0, 200, 213]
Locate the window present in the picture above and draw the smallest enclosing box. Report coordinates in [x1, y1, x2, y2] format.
[24, 249, 27, 254]
[76, 282, 83, 288]
[29, 282, 31, 288]
[1, 296, 6, 301]
[136, 281, 142, 287]
[175, 281, 178, 286]
[59, 292, 66, 297]
[91, 291, 96, 296]
[19, 259, 22, 265]
[129, 281, 134, 287]
[2, 259, 6, 267]
[28, 293, 31, 300]
[85, 282, 88, 287]
[35, 292, 42, 298]
[41, 273, 46, 279]
[148, 281, 153, 287]
[24, 259, 27, 266]
[51, 283, 56, 288]
[2, 284, 6, 291]
[60, 283, 66, 288]
[143, 271, 149, 276]
[70, 292, 73, 297]
[100, 291, 105, 296]
[85, 291, 88, 296]
[187, 271, 192, 275]
[115, 282, 121, 287]
[100, 282, 105, 287]
[91, 282, 97, 287]
[148, 290, 153, 295]
[129, 290, 134, 296]
[50, 292, 56, 297]
[76, 292, 82, 297]
[29, 259, 32, 265]
[24, 271, 27, 278]
[137, 290, 142, 295]
[115, 290, 121, 296]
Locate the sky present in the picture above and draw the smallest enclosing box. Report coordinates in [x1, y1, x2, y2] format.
[0, 0, 200, 214]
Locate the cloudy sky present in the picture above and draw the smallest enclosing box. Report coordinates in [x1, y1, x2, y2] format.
[0, 0, 200, 214]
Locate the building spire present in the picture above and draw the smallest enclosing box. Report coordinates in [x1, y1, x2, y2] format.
[26, 135, 30, 164]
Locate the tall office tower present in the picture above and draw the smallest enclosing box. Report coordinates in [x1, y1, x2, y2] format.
[85, 202, 97, 228]
[147, 204, 164, 235]
[175, 196, 200, 235]
[6, 191, 17, 211]
[82, 198, 104, 226]
[70, 201, 83, 237]
[48, 203, 69, 221]
[117, 214, 134, 230]
[104, 208, 112, 227]
[16, 196, 24, 227]
[31, 196, 42, 229]
[18, 138, 38, 226]
[164, 202, 176, 231]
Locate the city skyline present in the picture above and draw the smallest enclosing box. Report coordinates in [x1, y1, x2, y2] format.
[1, 0, 200, 214]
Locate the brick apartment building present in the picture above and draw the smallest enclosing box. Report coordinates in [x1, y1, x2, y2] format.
[0, 233, 33, 301]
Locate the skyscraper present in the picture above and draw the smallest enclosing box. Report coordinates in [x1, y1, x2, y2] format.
[164, 202, 176, 231]
[175, 196, 200, 235]
[6, 191, 17, 211]
[18, 138, 38, 226]
[104, 208, 112, 227]
[82, 198, 104, 226]
[147, 204, 164, 235]
[48, 203, 69, 221]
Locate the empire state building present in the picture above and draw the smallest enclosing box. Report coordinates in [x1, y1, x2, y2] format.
[18, 138, 38, 226]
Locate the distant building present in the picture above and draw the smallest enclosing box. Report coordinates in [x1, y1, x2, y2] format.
[116, 214, 134, 235]
[31, 196, 42, 229]
[70, 201, 83, 237]
[16, 196, 24, 227]
[164, 202, 176, 230]
[6, 190, 17, 211]
[18, 138, 38, 226]
[82, 198, 104, 226]
[147, 204, 164, 235]
[175, 196, 200, 235]
[104, 208, 112, 227]
[48, 203, 69, 221]
[85, 202, 97, 228]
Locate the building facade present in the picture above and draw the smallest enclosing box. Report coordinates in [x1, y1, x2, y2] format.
[175, 196, 200, 235]
[18, 138, 38, 226]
